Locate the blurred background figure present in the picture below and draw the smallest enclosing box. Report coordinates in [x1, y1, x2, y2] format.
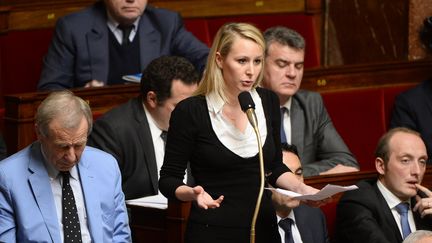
[38, 0, 208, 90]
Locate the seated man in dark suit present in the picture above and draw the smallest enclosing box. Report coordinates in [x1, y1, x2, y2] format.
[262, 26, 358, 176]
[272, 143, 329, 243]
[87, 56, 199, 200]
[38, 0, 209, 90]
[334, 127, 432, 243]
[390, 16, 432, 162]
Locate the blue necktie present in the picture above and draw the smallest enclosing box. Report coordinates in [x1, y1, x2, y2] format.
[280, 107, 287, 144]
[279, 218, 295, 243]
[395, 202, 411, 239]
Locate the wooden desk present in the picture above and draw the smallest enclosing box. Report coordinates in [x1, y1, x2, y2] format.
[3, 84, 140, 154]
[128, 167, 432, 242]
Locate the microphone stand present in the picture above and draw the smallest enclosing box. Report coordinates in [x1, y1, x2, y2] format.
[248, 109, 264, 243]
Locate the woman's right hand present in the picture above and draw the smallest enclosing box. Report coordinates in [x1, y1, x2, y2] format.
[192, 186, 224, 209]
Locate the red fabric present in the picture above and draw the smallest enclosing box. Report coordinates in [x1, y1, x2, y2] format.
[0, 29, 54, 97]
[321, 88, 386, 171]
[184, 18, 211, 46]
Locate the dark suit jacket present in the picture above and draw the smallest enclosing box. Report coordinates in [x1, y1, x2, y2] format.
[390, 79, 432, 161]
[87, 97, 158, 200]
[293, 205, 329, 243]
[38, 2, 209, 90]
[0, 134, 6, 160]
[333, 179, 432, 243]
[291, 90, 358, 176]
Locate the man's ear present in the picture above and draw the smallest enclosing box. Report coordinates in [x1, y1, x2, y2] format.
[145, 91, 158, 108]
[375, 157, 386, 175]
[35, 124, 42, 140]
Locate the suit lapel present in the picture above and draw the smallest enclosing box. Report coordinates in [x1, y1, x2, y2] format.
[133, 99, 159, 192]
[293, 206, 315, 243]
[78, 159, 103, 242]
[138, 11, 161, 70]
[28, 143, 62, 243]
[87, 4, 109, 83]
[421, 80, 432, 117]
[291, 97, 305, 156]
[373, 183, 404, 242]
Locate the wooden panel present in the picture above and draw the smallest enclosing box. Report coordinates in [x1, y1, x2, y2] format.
[0, 0, 314, 31]
[3, 84, 140, 154]
[327, 0, 408, 65]
[302, 58, 432, 92]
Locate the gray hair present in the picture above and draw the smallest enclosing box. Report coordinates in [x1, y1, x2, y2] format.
[403, 230, 432, 243]
[35, 90, 93, 137]
[263, 26, 305, 55]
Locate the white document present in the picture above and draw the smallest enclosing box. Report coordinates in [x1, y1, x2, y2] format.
[125, 193, 168, 209]
[268, 184, 358, 201]
[122, 73, 142, 83]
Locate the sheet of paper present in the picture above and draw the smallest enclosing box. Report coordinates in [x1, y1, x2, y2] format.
[267, 184, 358, 201]
[122, 73, 142, 83]
[125, 193, 168, 209]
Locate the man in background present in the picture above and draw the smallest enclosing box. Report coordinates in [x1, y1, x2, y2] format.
[334, 127, 432, 243]
[262, 26, 359, 176]
[390, 16, 432, 162]
[88, 56, 199, 200]
[272, 143, 329, 243]
[0, 90, 130, 242]
[0, 133, 6, 160]
[38, 0, 208, 90]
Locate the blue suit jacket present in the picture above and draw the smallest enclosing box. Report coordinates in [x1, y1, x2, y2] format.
[390, 79, 432, 161]
[0, 142, 131, 242]
[38, 2, 209, 90]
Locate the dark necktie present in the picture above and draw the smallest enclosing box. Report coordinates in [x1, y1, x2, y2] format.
[280, 107, 288, 144]
[61, 171, 82, 243]
[118, 25, 133, 46]
[279, 218, 295, 243]
[395, 202, 411, 239]
[161, 131, 168, 145]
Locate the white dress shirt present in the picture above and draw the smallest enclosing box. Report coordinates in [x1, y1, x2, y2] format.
[44, 158, 91, 243]
[143, 105, 165, 182]
[106, 13, 140, 45]
[277, 211, 304, 243]
[206, 89, 267, 157]
[281, 98, 292, 144]
[377, 180, 417, 236]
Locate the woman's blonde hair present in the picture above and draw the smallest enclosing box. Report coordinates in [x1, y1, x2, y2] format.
[195, 22, 265, 101]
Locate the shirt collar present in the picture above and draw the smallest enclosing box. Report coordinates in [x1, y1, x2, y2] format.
[281, 97, 292, 112]
[377, 180, 411, 209]
[206, 89, 261, 115]
[143, 103, 163, 138]
[277, 210, 296, 224]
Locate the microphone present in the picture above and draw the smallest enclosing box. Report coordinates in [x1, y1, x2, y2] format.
[238, 91, 259, 129]
[238, 91, 264, 243]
